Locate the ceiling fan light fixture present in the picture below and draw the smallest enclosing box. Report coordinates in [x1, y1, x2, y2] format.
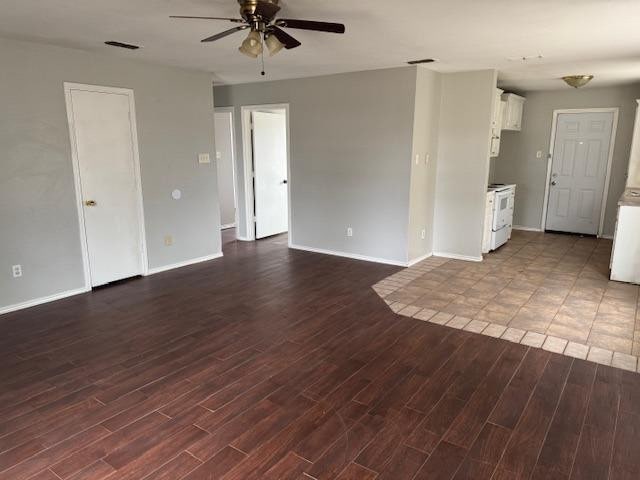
[238, 30, 263, 58]
[265, 33, 285, 56]
[562, 75, 594, 88]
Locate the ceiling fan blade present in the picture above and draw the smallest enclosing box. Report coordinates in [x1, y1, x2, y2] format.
[202, 26, 249, 43]
[270, 26, 302, 49]
[170, 16, 245, 23]
[276, 19, 345, 34]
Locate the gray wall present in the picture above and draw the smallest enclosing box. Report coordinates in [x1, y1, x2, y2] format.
[0, 38, 221, 311]
[408, 67, 441, 261]
[433, 70, 497, 259]
[214, 67, 417, 264]
[494, 84, 640, 235]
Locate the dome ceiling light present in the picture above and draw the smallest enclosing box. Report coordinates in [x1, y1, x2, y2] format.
[562, 75, 594, 88]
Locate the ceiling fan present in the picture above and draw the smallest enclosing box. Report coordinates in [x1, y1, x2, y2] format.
[171, 0, 345, 59]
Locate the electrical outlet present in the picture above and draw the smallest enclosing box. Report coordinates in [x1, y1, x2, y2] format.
[415, 154, 420, 165]
[536, 150, 542, 159]
[164, 235, 173, 246]
[12, 264, 22, 278]
[346, 227, 353, 237]
[421, 229, 426, 240]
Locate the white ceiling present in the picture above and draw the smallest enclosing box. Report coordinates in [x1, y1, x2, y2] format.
[2, 0, 640, 90]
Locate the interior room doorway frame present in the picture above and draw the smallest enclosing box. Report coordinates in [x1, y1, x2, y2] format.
[240, 103, 292, 244]
[214, 107, 240, 232]
[540, 107, 619, 237]
[64, 82, 149, 290]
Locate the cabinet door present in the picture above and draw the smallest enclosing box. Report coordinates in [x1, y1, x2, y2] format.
[501, 94, 525, 131]
[511, 100, 523, 130]
[490, 136, 501, 157]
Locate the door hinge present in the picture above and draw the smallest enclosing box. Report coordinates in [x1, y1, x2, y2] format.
[253, 215, 257, 222]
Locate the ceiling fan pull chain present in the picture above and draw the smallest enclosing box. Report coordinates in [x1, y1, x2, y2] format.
[260, 36, 266, 76]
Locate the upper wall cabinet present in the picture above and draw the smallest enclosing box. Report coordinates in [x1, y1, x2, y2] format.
[501, 93, 525, 131]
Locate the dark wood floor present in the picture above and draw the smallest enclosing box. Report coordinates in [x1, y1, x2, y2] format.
[1, 230, 639, 480]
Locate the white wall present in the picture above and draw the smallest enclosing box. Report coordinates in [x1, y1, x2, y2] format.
[494, 84, 640, 235]
[0, 38, 221, 312]
[408, 67, 442, 261]
[214, 67, 418, 265]
[433, 70, 497, 260]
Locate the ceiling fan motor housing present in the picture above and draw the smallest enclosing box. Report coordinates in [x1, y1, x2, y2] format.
[238, 0, 281, 26]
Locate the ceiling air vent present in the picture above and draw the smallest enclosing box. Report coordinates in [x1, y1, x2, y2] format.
[407, 58, 436, 65]
[105, 41, 140, 50]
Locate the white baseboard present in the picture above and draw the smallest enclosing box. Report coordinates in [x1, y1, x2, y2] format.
[146, 252, 224, 275]
[513, 225, 543, 232]
[236, 236, 253, 242]
[407, 252, 433, 267]
[599, 234, 614, 240]
[0, 287, 90, 315]
[433, 251, 483, 262]
[289, 244, 408, 267]
[1, 252, 225, 315]
[221, 223, 236, 230]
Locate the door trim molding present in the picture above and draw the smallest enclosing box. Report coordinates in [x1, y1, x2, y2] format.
[540, 107, 619, 237]
[63, 82, 149, 289]
[240, 104, 292, 245]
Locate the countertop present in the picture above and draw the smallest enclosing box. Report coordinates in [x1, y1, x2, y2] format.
[488, 183, 516, 193]
[619, 188, 640, 207]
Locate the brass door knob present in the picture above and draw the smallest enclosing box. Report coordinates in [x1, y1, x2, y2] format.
[84, 200, 97, 207]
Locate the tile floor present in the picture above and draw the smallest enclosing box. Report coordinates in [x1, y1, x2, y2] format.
[373, 230, 640, 372]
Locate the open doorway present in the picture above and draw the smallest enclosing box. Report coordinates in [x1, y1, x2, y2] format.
[214, 107, 238, 242]
[541, 108, 618, 236]
[240, 104, 291, 242]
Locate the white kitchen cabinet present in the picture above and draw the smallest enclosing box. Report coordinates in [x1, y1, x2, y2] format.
[501, 93, 525, 131]
[490, 89, 504, 157]
[610, 190, 640, 284]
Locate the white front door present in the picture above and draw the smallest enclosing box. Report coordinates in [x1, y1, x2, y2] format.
[67, 86, 145, 286]
[251, 111, 288, 239]
[214, 111, 237, 228]
[546, 112, 614, 235]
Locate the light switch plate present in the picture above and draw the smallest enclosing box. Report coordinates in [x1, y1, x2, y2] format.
[216, 151, 222, 160]
[198, 153, 211, 164]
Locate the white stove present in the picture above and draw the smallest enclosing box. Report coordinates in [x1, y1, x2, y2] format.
[483, 184, 516, 252]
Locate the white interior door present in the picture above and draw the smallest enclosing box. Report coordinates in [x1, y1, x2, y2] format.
[68, 86, 145, 286]
[214, 111, 237, 228]
[546, 112, 614, 235]
[252, 111, 288, 239]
